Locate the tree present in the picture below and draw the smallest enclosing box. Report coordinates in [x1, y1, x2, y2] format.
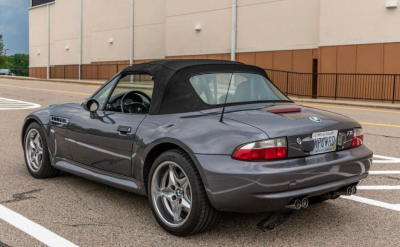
[0, 34, 7, 67]
[4, 54, 29, 76]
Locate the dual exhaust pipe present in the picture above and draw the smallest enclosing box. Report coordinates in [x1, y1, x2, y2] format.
[285, 185, 357, 210]
[286, 197, 309, 210]
[333, 185, 357, 196]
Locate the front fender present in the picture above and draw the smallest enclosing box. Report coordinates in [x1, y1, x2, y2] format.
[21, 109, 51, 147]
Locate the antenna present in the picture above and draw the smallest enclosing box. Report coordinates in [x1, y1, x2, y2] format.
[219, 72, 234, 123]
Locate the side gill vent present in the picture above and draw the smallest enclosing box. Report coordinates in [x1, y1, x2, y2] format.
[50, 116, 69, 127]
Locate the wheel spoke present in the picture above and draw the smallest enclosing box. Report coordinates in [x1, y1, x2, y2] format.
[168, 165, 178, 188]
[174, 207, 182, 222]
[29, 139, 35, 149]
[170, 200, 181, 221]
[34, 133, 40, 146]
[30, 149, 35, 158]
[35, 155, 40, 167]
[177, 176, 187, 188]
[180, 198, 191, 211]
[161, 191, 175, 201]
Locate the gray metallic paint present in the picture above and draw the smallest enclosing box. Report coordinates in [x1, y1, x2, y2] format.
[21, 77, 373, 213]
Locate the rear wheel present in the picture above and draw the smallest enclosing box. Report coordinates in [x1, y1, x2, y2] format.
[24, 122, 59, 178]
[148, 149, 219, 236]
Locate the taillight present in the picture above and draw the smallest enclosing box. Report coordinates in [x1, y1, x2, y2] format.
[232, 137, 287, 161]
[351, 128, 363, 148]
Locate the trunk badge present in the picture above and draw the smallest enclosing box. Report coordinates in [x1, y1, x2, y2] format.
[309, 117, 321, 123]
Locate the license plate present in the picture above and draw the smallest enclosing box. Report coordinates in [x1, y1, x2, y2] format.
[311, 130, 338, 155]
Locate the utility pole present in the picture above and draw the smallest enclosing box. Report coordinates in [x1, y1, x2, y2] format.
[231, 0, 237, 61]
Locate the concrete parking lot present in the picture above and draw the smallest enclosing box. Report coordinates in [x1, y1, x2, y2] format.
[1, 78, 400, 247]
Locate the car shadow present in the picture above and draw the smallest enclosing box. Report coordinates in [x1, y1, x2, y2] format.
[35, 170, 356, 244]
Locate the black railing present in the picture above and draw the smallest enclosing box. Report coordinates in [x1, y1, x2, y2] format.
[265, 69, 400, 103]
[46, 64, 400, 103]
[50, 64, 131, 81]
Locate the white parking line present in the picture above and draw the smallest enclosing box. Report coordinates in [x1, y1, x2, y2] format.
[339, 155, 400, 212]
[369, 171, 400, 175]
[358, 185, 400, 190]
[0, 97, 40, 110]
[0, 205, 77, 247]
[373, 155, 400, 163]
[342, 195, 400, 211]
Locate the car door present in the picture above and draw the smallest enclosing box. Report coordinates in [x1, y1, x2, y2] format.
[67, 74, 152, 176]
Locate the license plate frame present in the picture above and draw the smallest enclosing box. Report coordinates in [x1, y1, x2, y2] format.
[310, 130, 338, 155]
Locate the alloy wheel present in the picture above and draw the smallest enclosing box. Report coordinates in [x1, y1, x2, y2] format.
[25, 129, 43, 172]
[151, 161, 192, 227]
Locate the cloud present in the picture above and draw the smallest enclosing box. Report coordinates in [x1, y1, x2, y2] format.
[0, 0, 29, 55]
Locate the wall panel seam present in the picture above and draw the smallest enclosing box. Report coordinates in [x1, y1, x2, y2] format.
[166, 7, 231, 18]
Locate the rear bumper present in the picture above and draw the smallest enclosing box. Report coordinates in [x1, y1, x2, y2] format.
[193, 145, 373, 213]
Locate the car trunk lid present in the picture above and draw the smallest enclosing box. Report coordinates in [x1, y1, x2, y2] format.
[204, 103, 360, 158]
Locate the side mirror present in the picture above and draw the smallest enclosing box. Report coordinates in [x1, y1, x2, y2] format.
[84, 99, 99, 118]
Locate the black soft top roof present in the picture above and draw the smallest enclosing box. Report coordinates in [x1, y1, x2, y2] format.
[120, 59, 268, 115]
[121, 59, 244, 72]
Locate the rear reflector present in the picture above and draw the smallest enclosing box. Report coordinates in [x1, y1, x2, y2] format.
[351, 128, 363, 148]
[268, 108, 301, 114]
[232, 137, 287, 161]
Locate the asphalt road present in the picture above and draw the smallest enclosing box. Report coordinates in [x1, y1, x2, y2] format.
[1, 78, 400, 247]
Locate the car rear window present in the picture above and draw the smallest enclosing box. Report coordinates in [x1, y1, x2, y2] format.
[189, 73, 289, 105]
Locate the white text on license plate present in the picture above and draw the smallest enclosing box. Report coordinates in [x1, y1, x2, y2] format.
[311, 130, 338, 155]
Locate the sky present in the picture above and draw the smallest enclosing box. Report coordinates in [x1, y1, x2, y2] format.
[0, 0, 30, 55]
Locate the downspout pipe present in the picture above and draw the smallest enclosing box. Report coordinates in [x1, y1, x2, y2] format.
[130, 0, 134, 66]
[78, 0, 83, 80]
[46, 4, 50, 79]
[231, 0, 237, 61]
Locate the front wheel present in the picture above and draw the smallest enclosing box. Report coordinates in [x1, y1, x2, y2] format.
[148, 149, 219, 236]
[24, 122, 59, 178]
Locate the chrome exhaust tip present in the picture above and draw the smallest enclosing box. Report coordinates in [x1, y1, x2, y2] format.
[301, 197, 309, 208]
[285, 199, 302, 210]
[351, 186, 357, 195]
[333, 186, 353, 196]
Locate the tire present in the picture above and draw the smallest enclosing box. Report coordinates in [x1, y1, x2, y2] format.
[148, 149, 219, 236]
[23, 122, 59, 179]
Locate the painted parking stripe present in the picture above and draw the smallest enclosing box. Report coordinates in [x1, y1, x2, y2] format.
[341, 154, 400, 212]
[369, 171, 400, 175]
[0, 205, 77, 247]
[372, 155, 400, 163]
[358, 185, 400, 190]
[0, 97, 41, 110]
[342, 195, 400, 212]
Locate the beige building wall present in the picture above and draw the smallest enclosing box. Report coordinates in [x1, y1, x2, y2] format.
[134, 0, 166, 60]
[29, 0, 400, 78]
[237, 0, 320, 52]
[320, 0, 400, 46]
[53, 0, 80, 65]
[29, 6, 49, 68]
[165, 0, 232, 56]
[89, 0, 130, 62]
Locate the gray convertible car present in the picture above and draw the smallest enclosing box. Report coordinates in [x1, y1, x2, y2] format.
[22, 60, 372, 236]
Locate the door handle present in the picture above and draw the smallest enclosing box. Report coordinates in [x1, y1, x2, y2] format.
[117, 126, 132, 134]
